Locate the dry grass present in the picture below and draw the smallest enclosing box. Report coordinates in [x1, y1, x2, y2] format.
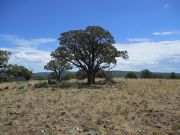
[0, 79, 179, 135]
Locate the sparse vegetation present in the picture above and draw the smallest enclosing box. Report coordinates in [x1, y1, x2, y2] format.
[0, 79, 179, 135]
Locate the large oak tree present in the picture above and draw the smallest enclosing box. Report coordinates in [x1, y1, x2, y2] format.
[53, 26, 128, 85]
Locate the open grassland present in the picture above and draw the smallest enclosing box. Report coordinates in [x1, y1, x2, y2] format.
[0, 79, 179, 135]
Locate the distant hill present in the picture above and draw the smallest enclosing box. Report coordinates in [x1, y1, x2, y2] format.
[112, 70, 180, 78]
[32, 71, 180, 80]
[32, 72, 51, 80]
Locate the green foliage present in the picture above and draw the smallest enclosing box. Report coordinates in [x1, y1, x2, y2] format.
[44, 57, 72, 83]
[75, 70, 87, 80]
[125, 72, 137, 79]
[6, 64, 32, 80]
[169, 72, 177, 79]
[34, 81, 48, 88]
[140, 69, 153, 78]
[63, 72, 74, 80]
[0, 50, 11, 80]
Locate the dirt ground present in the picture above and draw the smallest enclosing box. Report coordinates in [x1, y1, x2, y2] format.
[0, 79, 179, 135]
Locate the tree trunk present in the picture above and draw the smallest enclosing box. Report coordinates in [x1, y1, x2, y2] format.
[87, 71, 95, 85]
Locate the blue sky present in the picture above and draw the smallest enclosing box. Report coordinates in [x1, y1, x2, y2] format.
[0, 0, 180, 73]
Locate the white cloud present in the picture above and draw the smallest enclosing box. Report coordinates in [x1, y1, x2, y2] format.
[1, 34, 180, 72]
[152, 31, 180, 36]
[114, 40, 180, 72]
[0, 34, 57, 72]
[152, 32, 173, 35]
[126, 38, 151, 42]
[0, 34, 57, 47]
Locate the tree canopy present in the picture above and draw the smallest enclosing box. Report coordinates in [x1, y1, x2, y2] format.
[53, 26, 128, 85]
[0, 50, 11, 76]
[44, 49, 72, 83]
[6, 64, 32, 80]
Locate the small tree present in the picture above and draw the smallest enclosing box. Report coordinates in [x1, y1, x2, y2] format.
[125, 72, 137, 79]
[44, 60, 72, 83]
[140, 69, 153, 78]
[45, 48, 72, 83]
[0, 50, 11, 76]
[169, 72, 177, 79]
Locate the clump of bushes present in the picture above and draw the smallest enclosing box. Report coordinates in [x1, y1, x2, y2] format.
[104, 71, 114, 82]
[169, 72, 178, 79]
[125, 72, 137, 79]
[140, 69, 153, 78]
[34, 81, 48, 88]
[96, 70, 114, 82]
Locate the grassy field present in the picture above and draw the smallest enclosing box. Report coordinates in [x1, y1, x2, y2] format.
[0, 79, 179, 135]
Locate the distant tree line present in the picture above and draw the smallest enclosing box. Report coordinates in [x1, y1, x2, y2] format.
[125, 69, 179, 79]
[0, 50, 32, 82]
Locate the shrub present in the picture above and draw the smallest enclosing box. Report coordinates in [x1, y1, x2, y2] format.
[34, 81, 48, 88]
[75, 70, 87, 80]
[104, 71, 114, 82]
[169, 72, 177, 79]
[63, 72, 74, 80]
[125, 72, 137, 79]
[140, 69, 153, 78]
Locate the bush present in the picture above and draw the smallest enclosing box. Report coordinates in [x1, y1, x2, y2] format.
[140, 69, 153, 78]
[75, 70, 87, 80]
[169, 72, 177, 79]
[104, 71, 114, 82]
[125, 72, 137, 79]
[63, 72, 74, 80]
[34, 81, 48, 88]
